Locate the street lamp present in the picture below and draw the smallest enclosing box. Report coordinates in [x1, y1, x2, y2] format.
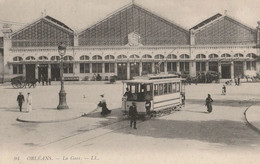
[57, 42, 69, 109]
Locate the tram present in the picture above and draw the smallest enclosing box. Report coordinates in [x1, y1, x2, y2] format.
[122, 74, 185, 117]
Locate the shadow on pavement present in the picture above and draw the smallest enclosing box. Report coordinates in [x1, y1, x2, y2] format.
[187, 99, 260, 107]
[109, 119, 260, 147]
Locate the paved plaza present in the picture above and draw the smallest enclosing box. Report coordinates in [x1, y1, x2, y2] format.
[1, 81, 260, 164]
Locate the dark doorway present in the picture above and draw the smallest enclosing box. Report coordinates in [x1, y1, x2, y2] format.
[38, 64, 48, 82]
[209, 62, 218, 72]
[117, 63, 127, 80]
[130, 62, 139, 79]
[142, 62, 152, 74]
[51, 64, 60, 81]
[221, 64, 231, 79]
[234, 61, 243, 78]
[25, 64, 35, 82]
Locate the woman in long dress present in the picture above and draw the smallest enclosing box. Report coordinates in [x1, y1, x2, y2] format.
[26, 93, 32, 112]
[99, 94, 111, 116]
[205, 94, 213, 113]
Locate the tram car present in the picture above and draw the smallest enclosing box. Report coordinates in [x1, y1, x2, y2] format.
[122, 74, 185, 117]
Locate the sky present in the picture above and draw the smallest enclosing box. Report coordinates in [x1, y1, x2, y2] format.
[0, 0, 260, 36]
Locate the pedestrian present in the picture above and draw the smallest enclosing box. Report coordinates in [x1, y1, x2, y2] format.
[238, 76, 240, 86]
[98, 94, 111, 116]
[26, 92, 33, 112]
[234, 77, 238, 85]
[145, 100, 151, 115]
[48, 78, 51, 85]
[123, 88, 132, 100]
[205, 94, 213, 113]
[222, 85, 226, 95]
[129, 102, 137, 129]
[17, 92, 25, 112]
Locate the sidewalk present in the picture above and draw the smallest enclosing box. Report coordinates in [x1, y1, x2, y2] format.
[17, 102, 97, 123]
[245, 105, 260, 132]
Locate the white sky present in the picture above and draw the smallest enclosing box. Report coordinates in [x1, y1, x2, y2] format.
[0, 0, 260, 36]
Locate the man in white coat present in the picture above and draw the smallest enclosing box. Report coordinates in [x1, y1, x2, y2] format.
[26, 93, 32, 112]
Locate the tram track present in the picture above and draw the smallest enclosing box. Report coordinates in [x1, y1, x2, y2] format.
[27, 100, 259, 152]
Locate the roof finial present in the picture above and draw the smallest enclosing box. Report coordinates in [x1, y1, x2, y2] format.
[224, 10, 227, 16]
[44, 9, 47, 16]
[132, 0, 135, 4]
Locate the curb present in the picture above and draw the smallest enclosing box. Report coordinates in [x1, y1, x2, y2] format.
[244, 106, 260, 135]
[16, 115, 83, 123]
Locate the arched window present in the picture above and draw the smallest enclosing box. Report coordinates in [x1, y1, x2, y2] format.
[105, 55, 115, 60]
[142, 54, 152, 58]
[25, 56, 36, 60]
[221, 53, 231, 58]
[13, 56, 23, 61]
[51, 56, 61, 61]
[246, 53, 257, 59]
[234, 53, 244, 58]
[167, 54, 177, 59]
[38, 56, 48, 60]
[130, 54, 140, 58]
[196, 54, 206, 58]
[64, 56, 73, 61]
[117, 55, 127, 59]
[209, 54, 218, 58]
[155, 54, 164, 59]
[92, 55, 102, 60]
[180, 54, 190, 59]
[80, 55, 90, 60]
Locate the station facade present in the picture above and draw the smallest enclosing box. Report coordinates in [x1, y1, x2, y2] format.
[1, 3, 260, 82]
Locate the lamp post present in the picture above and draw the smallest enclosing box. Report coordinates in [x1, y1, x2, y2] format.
[57, 42, 69, 109]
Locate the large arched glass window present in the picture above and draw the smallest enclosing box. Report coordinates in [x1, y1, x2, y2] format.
[92, 55, 102, 60]
[80, 55, 90, 60]
[155, 54, 164, 59]
[221, 53, 231, 58]
[246, 53, 257, 59]
[167, 54, 177, 59]
[25, 56, 36, 60]
[130, 54, 140, 58]
[117, 55, 127, 59]
[64, 56, 73, 61]
[142, 54, 152, 58]
[51, 56, 60, 61]
[105, 55, 115, 60]
[13, 56, 23, 61]
[209, 54, 218, 58]
[196, 54, 206, 58]
[180, 54, 190, 59]
[234, 53, 243, 58]
[38, 56, 48, 60]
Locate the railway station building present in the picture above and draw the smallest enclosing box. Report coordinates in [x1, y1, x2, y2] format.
[1, 2, 260, 82]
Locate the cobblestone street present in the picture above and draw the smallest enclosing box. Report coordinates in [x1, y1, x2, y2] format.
[1, 82, 260, 164]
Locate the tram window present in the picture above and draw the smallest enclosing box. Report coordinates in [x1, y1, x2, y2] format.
[168, 83, 172, 93]
[164, 83, 168, 94]
[132, 85, 136, 93]
[176, 83, 180, 92]
[159, 84, 163, 95]
[154, 84, 158, 96]
[172, 83, 176, 93]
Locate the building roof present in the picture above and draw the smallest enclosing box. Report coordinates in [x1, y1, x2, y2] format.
[190, 13, 222, 30]
[44, 15, 73, 32]
[79, 2, 189, 35]
[11, 15, 73, 37]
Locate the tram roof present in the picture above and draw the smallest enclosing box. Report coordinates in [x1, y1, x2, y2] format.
[122, 78, 183, 84]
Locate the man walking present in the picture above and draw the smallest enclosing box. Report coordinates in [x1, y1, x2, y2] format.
[17, 92, 25, 112]
[129, 102, 137, 129]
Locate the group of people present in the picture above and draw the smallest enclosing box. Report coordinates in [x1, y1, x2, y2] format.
[16, 92, 32, 112]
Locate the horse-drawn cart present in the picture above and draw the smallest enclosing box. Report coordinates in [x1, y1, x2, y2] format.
[11, 76, 37, 88]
